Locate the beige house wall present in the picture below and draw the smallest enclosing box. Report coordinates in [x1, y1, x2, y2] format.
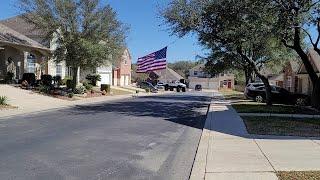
[188, 74, 235, 90]
[297, 74, 313, 95]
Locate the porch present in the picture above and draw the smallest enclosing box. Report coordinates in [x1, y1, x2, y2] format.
[0, 44, 50, 81]
[0, 23, 50, 82]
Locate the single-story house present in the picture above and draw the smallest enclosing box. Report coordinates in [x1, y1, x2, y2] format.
[151, 67, 184, 83]
[188, 63, 235, 90]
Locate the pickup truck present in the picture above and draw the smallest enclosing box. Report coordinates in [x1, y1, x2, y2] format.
[161, 81, 187, 92]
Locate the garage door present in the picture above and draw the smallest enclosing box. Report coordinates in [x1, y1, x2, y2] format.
[98, 73, 110, 86]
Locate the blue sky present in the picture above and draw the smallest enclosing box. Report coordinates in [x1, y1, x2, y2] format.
[0, 0, 206, 63]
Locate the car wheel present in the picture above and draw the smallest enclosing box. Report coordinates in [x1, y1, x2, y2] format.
[176, 86, 181, 92]
[255, 95, 264, 103]
[295, 98, 306, 106]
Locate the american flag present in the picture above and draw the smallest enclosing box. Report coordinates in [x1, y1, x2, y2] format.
[136, 47, 167, 73]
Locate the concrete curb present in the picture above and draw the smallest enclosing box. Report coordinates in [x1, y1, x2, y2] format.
[239, 113, 320, 118]
[189, 96, 214, 180]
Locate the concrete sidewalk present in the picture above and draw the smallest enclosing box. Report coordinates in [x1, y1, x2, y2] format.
[0, 85, 165, 119]
[190, 94, 320, 180]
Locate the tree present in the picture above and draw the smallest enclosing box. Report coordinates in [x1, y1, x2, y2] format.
[18, 0, 127, 87]
[204, 47, 253, 85]
[168, 60, 197, 78]
[131, 64, 148, 83]
[272, 0, 320, 108]
[162, 0, 290, 105]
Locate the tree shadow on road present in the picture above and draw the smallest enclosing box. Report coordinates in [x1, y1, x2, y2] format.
[67, 95, 211, 130]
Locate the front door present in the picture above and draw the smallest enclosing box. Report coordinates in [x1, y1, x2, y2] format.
[227, 80, 232, 88]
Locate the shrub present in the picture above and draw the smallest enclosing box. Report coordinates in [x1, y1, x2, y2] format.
[5, 72, 14, 84]
[145, 88, 150, 93]
[68, 93, 74, 98]
[83, 81, 93, 90]
[73, 85, 86, 94]
[86, 74, 101, 86]
[100, 84, 110, 93]
[61, 76, 72, 86]
[0, 96, 8, 105]
[53, 76, 62, 86]
[39, 85, 51, 94]
[41, 75, 53, 86]
[66, 79, 76, 89]
[22, 73, 36, 85]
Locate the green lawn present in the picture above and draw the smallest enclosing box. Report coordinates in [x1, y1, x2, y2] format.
[219, 90, 246, 100]
[242, 116, 320, 137]
[233, 103, 319, 115]
[110, 88, 133, 96]
[277, 171, 320, 180]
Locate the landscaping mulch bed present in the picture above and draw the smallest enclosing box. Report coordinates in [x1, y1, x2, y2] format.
[0, 105, 17, 110]
[277, 171, 320, 180]
[233, 103, 320, 115]
[242, 116, 320, 137]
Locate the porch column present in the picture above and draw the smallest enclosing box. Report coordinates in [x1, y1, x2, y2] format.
[23, 51, 28, 74]
[77, 67, 80, 84]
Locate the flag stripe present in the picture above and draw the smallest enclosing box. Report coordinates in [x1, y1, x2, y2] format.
[137, 47, 167, 72]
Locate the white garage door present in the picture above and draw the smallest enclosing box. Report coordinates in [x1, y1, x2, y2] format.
[98, 73, 110, 86]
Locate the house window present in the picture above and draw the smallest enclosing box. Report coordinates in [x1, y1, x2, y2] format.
[287, 76, 292, 91]
[56, 64, 62, 76]
[194, 71, 198, 76]
[27, 54, 36, 73]
[66, 66, 73, 77]
[287, 76, 292, 87]
[124, 59, 127, 65]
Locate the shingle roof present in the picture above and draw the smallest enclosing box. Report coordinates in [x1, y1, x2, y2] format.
[298, 49, 320, 74]
[0, 23, 49, 51]
[0, 15, 45, 45]
[154, 67, 183, 82]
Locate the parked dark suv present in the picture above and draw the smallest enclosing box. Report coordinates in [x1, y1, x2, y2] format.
[195, 84, 202, 91]
[244, 84, 310, 105]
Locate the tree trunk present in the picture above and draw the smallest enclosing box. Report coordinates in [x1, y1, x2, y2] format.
[236, 48, 272, 106]
[72, 66, 78, 90]
[311, 77, 320, 109]
[256, 73, 272, 106]
[244, 67, 253, 85]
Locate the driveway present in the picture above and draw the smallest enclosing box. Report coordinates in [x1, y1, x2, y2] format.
[0, 92, 211, 180]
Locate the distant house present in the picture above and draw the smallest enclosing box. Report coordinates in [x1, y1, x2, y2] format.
[113, 49, 132, 86]
[296, 49, 320, 95]
[282, 60, 301, 93]
[148, 67, 183, 84]
[188, 63, 235, 90]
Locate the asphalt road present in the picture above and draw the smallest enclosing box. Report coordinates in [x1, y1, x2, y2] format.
[0, 92, 211, 180]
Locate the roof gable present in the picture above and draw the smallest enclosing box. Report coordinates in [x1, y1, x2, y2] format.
[0, 23, 49, 51]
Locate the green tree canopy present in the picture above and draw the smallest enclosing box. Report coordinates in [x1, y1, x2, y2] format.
[162, 0, 291, 105]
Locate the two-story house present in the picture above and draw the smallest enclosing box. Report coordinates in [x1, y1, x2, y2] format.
[113, 49, 132, 86]
[188, 63, 235, 90]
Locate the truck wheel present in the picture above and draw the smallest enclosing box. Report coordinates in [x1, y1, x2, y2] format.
[182, 87, 186, 92]
[164, 85, 169, 91]
[170, 87, 174, 91]
[177, 86, 181, 92]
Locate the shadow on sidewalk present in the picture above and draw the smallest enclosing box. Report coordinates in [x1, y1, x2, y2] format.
[205, 100, 320, 140]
